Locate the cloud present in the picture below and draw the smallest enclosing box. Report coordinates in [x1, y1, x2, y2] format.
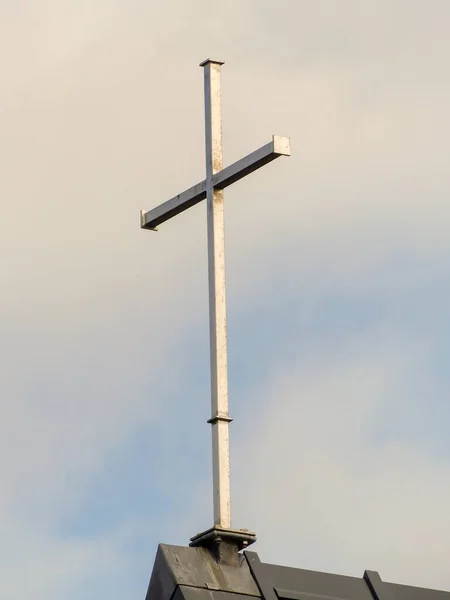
[232, 326, 450, 590]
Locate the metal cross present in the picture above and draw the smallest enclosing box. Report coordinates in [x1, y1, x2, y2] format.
[141, 59, 290, 539]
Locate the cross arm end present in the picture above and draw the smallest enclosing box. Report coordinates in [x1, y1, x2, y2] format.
[272, 135, 291, 157]
[140, 210, 158, 231]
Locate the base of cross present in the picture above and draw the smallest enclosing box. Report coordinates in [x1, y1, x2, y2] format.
[190, 526, 256, 565]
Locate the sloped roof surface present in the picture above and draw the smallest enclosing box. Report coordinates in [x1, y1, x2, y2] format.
[146, 543, 449, 600]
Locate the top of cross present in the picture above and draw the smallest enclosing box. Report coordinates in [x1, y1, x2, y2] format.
[199, 58, 225, 66]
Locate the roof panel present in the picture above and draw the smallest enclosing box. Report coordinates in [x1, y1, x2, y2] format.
[144, 543, 450, 600]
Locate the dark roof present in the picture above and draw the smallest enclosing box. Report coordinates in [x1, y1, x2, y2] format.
[146, 544, 450, 600]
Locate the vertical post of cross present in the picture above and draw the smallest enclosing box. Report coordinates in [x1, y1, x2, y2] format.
[200, 58, 232, 530]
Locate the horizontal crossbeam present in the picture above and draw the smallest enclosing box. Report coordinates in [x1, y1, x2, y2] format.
[140, 135, 290, 230]
[213, 135, 290, 190]
[140, 180, 207, 230]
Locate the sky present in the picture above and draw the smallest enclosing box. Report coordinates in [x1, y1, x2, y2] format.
[1, 1, 450, 598]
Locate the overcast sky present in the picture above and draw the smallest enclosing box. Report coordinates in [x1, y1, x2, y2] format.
[1, 2, 450, 599]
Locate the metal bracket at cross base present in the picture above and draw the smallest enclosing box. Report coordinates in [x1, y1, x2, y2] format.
[190, 526, 257, 565]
